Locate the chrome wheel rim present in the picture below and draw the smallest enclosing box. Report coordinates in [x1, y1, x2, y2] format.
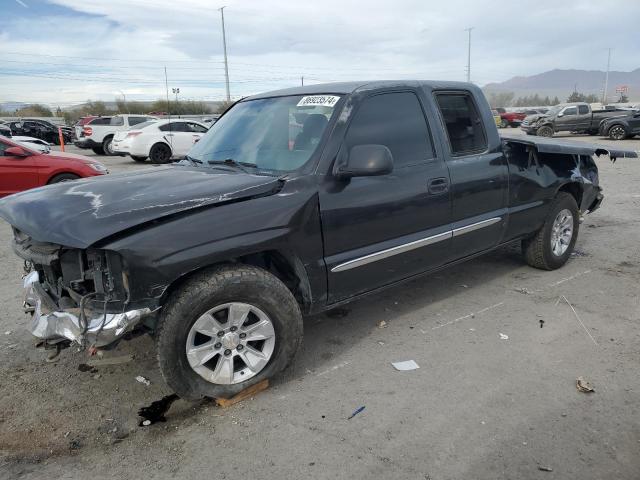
[610, 126, 625, 140]
[550, 208, 573, 257]
[185, 302, 276, 385]
[105, 139, 114, 154]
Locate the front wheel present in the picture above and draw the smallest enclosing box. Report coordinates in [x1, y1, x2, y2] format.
[48, 173, 80, 184]
[608, 125, 626, 140]
[500, 119, 508, 128]
[131, 155, 147, 162]
[102, 136, 115, 156]
[536, 125, 554, 137]
[522, 192, 579, 270]
[156, 265, 303, 400]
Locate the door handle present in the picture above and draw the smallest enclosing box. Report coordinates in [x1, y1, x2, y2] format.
[428, 177, 449, 194]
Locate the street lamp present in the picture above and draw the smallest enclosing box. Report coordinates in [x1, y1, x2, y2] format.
[172, 88, 180, 115]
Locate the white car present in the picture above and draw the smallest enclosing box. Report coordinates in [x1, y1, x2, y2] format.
[75, 114, 157, 155]
[11, 136, 52, 153]
[112, 119, 209, 163]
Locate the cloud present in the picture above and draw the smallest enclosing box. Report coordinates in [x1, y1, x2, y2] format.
[0, 0, 639, 105]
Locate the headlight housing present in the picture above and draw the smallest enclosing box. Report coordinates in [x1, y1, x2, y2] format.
[89, 163, 109, 173]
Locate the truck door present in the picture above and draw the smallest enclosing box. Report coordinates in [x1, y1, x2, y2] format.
[319, 90, 452, 303]
[576, 104, 592, 130]
[555, 105, 579, 131]
[433, 91, 508, 259]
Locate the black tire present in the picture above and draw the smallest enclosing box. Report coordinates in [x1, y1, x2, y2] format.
[608, 125, 627, 141]
[92, 146, 105, 155]
[536, 125, 554, 137]
[149, 143, 172, 164]
[500, 119, 509, 128]
[131, 155, 147, 162]
[102, 135, 115, 156]
[156, 265, 303, 400]
[522, 192, 579, 270]
[510, 122, 519, 128]
[48, 173, 80, 184]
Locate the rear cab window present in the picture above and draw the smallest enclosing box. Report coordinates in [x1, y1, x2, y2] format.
[434, 92, 487, 156]
[578, 105, 589, 114]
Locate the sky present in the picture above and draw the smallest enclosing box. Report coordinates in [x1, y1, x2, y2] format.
[1, 0, 639, 107]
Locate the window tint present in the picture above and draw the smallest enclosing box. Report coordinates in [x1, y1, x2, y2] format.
[578, 105, 589, 114]
[89, 117, 112, 125]
[188, 122, 208, 133]
[563, 107, 578, 115]
[128, 116, 148, 126]
[159, 122, 188, 132]
[434, 92, 487, 155]
[110, 116, 124, 126]
[345, 92, 434, 167]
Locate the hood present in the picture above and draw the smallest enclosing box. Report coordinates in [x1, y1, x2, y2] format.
[523, 113, 547, 123]
[46, 150, 101, 165]
[0, 166, 282, 248]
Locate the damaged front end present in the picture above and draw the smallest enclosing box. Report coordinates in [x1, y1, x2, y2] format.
[13, 228, 153, 348]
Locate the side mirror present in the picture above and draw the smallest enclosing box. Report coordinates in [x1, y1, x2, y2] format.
[557, 112, 564, 117]
[333, 144, 393, 179]
[5, 146, 29, 157]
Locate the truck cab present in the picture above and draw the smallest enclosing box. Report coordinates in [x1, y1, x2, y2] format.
[1, 81, 635, 399]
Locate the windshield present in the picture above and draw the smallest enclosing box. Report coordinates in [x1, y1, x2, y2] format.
[187, 94, 342, 173]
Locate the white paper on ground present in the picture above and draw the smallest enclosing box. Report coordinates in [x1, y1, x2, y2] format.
[392, 360, 420, 371]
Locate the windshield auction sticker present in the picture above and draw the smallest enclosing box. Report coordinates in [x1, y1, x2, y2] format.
[297, 95, 340, 108]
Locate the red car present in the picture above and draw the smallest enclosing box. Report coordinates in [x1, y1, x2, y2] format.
[0, 136, 108, 197]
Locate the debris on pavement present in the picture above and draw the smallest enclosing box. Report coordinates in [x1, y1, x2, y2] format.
[347, 406, 365, 419]
[135, 375, 151, 386]
[560, 295, 599, 346]
[4, 331, 11, 335]
[138, 394, 180, 426]
[539, 319, 545, 328]
[392, 360, 420, 371]
[576, 377, 595, 393]
[86, 354, 134, 367]
[499, 333, 509, 340]
[514, 287, 532, 294]
[538, 466, 553, 472]
[378, 341, 385, 346]
[378, 320, 388, 328]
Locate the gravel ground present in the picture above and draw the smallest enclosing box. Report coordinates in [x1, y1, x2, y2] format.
[1, 131, 639, 479]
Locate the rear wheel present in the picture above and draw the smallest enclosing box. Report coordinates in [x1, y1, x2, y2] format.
[92, 146, 105, 155]
[608, 125, 626, 140]
[131, 155, 147, 162]
[149, 143, 172, 164]
[500, 119, 508, 128]
[102, 136, 115, 156]
[536, 125, 554, 137]
[48, 173, 80, 184]
[156, 265, 303, 400]
[522, 192, 579, 270]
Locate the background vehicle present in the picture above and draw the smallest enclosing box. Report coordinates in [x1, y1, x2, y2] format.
[1, 81, 635, 399]
[0, 136, 107, 197]
[491, 109, 501, 127]
[521, 102, 628, 136]
[498, 108, 543, 128]
[73, 115, 98, 139]
[74, 114, 156, 155]
[0, 122, 11, 137]
[9, 119, 73, 145]
[598, 110, 640, 140]
[112, 119, 208, 163]
[11, 136, 51, 153]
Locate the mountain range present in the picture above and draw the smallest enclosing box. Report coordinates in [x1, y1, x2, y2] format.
[483, 68, 640, 101]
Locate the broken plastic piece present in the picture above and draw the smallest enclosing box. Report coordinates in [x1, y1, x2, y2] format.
[499, 333, 509, 340]
[135, 375, 151, 386]
[347, 406, 365, 419]
[538, 466, 553, 472]
[576, 376, 594, 393]
[378, 320, 388, 328]
[392, 360, 420, 371]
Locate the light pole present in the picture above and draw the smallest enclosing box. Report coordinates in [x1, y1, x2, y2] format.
[118, 90, 128, 113]
[465, 27, 474, 83]
[219, 6, 231, 102]
[602, 48, 612, 105]
[172, 87, 180, 114]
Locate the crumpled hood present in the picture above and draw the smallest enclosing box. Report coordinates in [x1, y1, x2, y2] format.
[0, 166, 282, 248]
[523, 114, 547, 123]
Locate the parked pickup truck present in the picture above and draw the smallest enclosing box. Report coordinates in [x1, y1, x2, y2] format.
[520, 102, 627, 137]
[0, 81, 636, 399]
[598, 110, 640, 140]
[496, 108, 544, 128]
[74, 114, 156, 155]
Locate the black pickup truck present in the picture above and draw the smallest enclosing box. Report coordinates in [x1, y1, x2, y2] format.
[520, 102, 628, 137]
[0, 81, 636, 399]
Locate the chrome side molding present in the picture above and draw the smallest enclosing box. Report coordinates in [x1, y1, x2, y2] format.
[331, 217, 502, 273]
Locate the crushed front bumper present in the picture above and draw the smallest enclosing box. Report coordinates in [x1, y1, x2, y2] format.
[23, 271, 152, 347]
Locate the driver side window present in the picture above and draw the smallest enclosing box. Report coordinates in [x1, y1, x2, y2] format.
[563, 107, 578, 116]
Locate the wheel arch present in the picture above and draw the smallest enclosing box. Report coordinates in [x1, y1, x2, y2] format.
[46, 171, 81, 184]
[158, 249, 312, 315]
[606, 122, 628, 135]
[557, 182, 583, 210]
[150, 140, 173, 155]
